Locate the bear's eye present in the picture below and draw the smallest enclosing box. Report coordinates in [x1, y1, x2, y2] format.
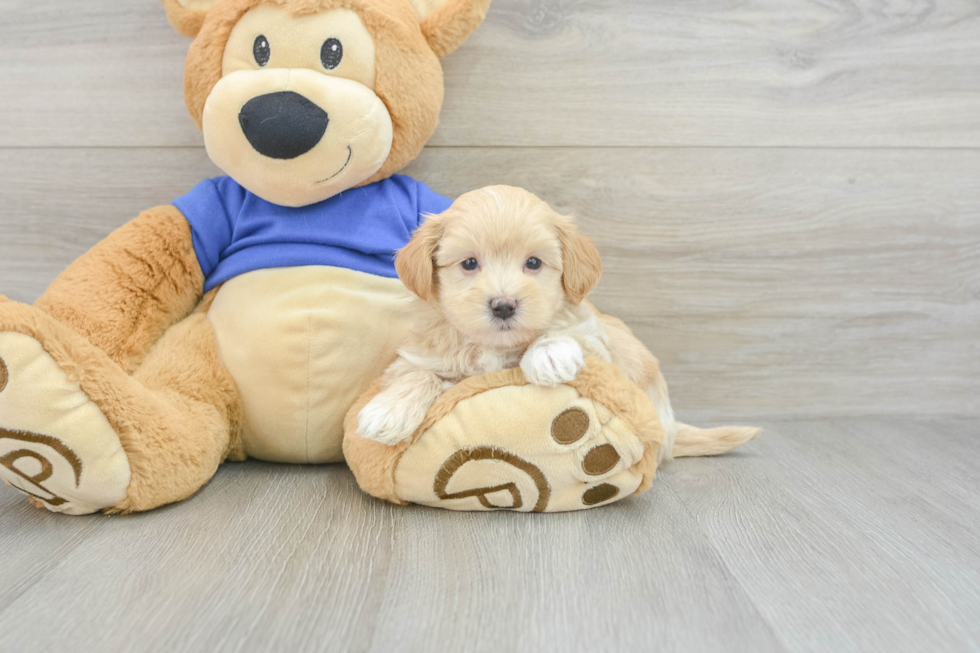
[461, 258, 479, 272]
[525, 257, 542, 270]
[253, 35, 271, 67]
[320, 38, 343, 70]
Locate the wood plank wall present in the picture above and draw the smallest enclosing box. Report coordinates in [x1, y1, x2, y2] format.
[1, 0, 978, 419]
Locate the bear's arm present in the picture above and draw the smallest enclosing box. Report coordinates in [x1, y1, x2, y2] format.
[34, 205, 205, 374]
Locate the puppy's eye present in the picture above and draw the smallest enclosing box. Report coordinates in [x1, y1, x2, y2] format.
[253, 35, 271, 67]
[525, 257, 542, 271]
[321, 38, 343, 70]
[461, 258, 479, 272]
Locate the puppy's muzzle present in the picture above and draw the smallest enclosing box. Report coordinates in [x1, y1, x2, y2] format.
[239, 91, 329, 160]
[490, 298, 518, 321]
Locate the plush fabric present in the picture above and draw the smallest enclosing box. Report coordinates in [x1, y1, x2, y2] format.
[0, 331, 131, 515]
[206, 266, 416, 463]
[202, 68, 394, 207]
[184, 0, 446, 184]
[343, 358, 664, 512]
[222, 5, 378, 87]
[207, 5, 393, 207]
[162, 0, 218, 37]
[0, 297, 241, 514]
[420, 0, 492, 58]
[34, 205, 204, 374]
[174, 174, 451, 291]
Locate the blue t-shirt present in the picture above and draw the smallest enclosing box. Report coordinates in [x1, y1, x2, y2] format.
[173, 174, 453, 292]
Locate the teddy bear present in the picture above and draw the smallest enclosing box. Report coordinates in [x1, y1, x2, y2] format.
[0, 0, 756, 516]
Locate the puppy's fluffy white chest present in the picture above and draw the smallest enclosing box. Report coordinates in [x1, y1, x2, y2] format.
[466, 346, 523, 378]
[398, 341, 523, 384]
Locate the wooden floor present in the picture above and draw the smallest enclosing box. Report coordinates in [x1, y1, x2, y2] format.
[1, 418, 978, 652]
[1, 0, 979, 651]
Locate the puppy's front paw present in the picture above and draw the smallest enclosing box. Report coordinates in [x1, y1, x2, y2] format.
[357, 396, 423, 446]
[521, 337, 585, 387]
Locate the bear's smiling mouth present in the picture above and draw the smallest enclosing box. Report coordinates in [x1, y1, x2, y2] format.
[316, 146, 353, 184]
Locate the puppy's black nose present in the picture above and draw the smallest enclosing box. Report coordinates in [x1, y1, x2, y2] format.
[239, 91, 328, 160]
[490, 298, 517, 320]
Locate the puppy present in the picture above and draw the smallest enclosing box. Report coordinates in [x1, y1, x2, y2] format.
[356, 185, 681, 463]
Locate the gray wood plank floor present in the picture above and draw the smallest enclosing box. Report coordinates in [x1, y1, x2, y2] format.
[1, 418, 978, 653]
[1, 0, 978, 651]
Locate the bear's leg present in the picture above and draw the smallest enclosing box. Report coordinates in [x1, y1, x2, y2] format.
[0, 297, 240, 514]
[113, 306, 243, 513]
[34, 206, 205, 374]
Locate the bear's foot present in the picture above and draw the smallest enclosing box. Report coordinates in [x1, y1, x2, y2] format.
[344, 358, 664, 513]
[0, 331, 130, 515]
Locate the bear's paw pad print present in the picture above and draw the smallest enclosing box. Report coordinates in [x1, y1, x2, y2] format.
[433, 447, 551, 512]
[391, 383, 651, 512]
[0, 354, 8, 393]
[0, 333, 131, 514]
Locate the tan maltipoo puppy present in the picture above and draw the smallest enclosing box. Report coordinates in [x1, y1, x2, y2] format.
[358, 186, 757, 460]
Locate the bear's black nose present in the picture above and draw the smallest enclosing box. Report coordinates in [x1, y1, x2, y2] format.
[238, 91, 328, 160]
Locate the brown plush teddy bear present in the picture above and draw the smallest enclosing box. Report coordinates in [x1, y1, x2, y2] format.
[0, 0, 756, 515]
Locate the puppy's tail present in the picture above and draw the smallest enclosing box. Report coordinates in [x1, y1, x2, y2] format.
[671, 422, 761, 458]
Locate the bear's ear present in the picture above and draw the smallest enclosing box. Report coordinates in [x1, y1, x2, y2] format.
[161, 0, 220, 38]
[408, 0, 493, 58]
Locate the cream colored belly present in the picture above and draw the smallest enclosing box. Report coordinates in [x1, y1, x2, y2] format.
[207, 266, 413, 463]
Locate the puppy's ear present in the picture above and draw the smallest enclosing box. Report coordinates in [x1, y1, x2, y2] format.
[161, 0, 218, 38]
[556, 219, 603, 303]
[397, 215, 444, 300]
[407, 0, 493, 58]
